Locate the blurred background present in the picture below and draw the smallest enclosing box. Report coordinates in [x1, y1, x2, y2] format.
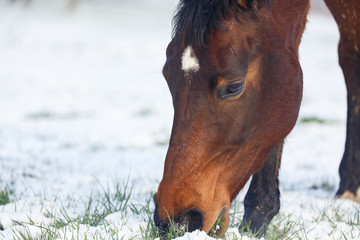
[0, 0, 182, 201]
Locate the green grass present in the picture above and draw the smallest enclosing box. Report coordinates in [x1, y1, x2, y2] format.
[0, 187, 11, 206]
[26, 111, 91, 120]
[300, 116, 327, 124]
[309, 178, 336, 192]
[2, 181, 360, 240]
[226, 200, 306, 240]
[0, 182, 15, 206]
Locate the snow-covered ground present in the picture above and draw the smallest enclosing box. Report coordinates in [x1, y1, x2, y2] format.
[0, 0, 359, 239]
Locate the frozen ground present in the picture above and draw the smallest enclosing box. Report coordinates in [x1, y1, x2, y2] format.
[0, 0, 359, 239]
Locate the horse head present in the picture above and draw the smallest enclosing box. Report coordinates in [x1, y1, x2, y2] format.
[154, 0, 309, 235]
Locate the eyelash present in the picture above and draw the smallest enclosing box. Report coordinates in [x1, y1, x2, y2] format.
[218, 81, 245, 100]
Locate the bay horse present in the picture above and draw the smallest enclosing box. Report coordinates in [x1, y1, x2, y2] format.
[154, 0, 360, 236]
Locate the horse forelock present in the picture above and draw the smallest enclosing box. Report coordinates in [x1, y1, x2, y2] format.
[172, 0, 271, 50]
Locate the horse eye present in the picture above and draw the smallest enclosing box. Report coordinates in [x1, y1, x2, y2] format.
[226, 82, 243, 94]
[219, 81, 244, 99]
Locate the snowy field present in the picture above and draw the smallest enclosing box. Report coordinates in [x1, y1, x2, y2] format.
[0, 0, 359, 239]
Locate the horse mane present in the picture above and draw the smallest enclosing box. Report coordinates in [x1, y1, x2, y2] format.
[173, 0, 271, 49]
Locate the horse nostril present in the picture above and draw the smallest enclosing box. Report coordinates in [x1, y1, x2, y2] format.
[153, 204, 170, 234]
[153, 205, 204, 236]
[181, 209, 204, 232]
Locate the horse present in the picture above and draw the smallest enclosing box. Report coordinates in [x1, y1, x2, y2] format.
[153, 0, 360, 237]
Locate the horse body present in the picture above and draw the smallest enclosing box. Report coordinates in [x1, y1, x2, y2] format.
[154, 0, 360, 236]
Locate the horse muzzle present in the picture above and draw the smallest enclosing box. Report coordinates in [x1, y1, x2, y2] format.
[153, 202, 205, 236]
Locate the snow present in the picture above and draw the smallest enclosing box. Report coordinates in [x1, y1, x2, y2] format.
[0, 0, 359, 239]
[169, 230, 215, 240]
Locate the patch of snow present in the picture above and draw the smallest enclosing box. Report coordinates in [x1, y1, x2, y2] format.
[174, 230, 215, 240]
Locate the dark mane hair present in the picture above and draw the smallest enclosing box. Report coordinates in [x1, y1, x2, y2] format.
[172, 0, 270, 49]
